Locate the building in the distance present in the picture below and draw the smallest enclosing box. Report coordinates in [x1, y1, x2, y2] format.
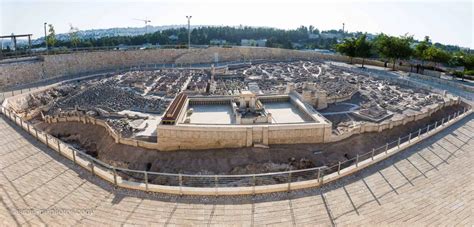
[210, 39, 227, 46]
[241, 39, 267, 47]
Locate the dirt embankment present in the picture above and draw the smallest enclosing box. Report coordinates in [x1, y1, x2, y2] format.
[36, 104, 466, 175]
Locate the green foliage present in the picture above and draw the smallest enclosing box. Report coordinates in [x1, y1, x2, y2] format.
[47, 24, 57, 48]
[355, 34, 372, 67]
[463, 54, 474, 70]
[464, 70, 474, 76]
[69, 31, 80, 48]
[34, 25, 342, 50]
[415, 36, 430, 61]
[375, 34, 413, 69]
[424, 46, 451, 64]
[336, 34, 372, 66]
[336, 38, 357, 63]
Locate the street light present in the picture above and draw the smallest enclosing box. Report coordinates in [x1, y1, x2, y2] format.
[44, 22, 48, 50]
[186, 16, 192, 49]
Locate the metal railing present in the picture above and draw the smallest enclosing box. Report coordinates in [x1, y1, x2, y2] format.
[0, 104, 471, 195]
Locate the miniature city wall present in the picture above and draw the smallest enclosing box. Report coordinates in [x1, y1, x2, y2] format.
[1, 47, 394, 90]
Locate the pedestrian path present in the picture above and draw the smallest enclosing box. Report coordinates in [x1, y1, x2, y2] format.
[0, 114, 472, 226]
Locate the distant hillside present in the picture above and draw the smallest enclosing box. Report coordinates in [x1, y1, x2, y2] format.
[30, 25, 204, 45]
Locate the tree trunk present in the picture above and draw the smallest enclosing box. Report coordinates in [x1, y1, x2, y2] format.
[362, 58, 365, 68]
[392, 59, 396, 71]
[350, 57, 353, 64]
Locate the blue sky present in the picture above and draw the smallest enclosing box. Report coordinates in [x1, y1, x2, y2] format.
[1, 0, 472, 48]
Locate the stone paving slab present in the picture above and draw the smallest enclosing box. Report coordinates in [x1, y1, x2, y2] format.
[0, 114, 472, 226]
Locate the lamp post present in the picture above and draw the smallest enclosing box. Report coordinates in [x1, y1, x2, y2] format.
[44, 22, 48, 50]
[186, 16, 192, 49]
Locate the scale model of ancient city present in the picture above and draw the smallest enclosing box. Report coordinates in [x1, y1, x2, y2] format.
[3, 51, 468, 182]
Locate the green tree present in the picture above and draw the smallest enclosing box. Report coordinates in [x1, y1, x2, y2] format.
[463, 53, 474, 70]
[375, 34, 413, 70]
[69, 26, 80, 48]
[355, 34, 372, 68]
[46, 24, 57, 48]
[424, 46, 451, 67]
[415, 36, 430, 66]
[336, 37, 357, 64]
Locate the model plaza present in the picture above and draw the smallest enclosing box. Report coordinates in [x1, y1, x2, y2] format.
[184, 91, 320, 125]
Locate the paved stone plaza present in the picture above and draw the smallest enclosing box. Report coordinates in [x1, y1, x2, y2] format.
[188, 104, 234, 124]
[265, 102, 308, 123]
[0, 113, 472, 226]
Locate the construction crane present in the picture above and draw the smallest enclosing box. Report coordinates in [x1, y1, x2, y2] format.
[133, 18, 152, 34]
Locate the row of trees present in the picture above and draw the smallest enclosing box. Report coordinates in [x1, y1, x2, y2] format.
[37, 25, 340, 50]
[336, 34, 474, 75]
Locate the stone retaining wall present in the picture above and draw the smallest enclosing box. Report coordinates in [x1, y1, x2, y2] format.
[329, 97, 461, 142]
[1, 47, 408, 90]
[409, 72, 474, 92]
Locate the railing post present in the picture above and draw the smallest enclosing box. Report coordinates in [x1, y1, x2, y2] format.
[317, 168, 321, 183]
[287, 171, 292, 192]
[337, 161, 341, 175]
[385, 143, 389, 154]
[144, 171, 149, 192]
[320, 169, 325, 184]
[57, 140, 61, 154]
[447, 114, 451, 122]
[441, 117, 445, 126]
[408, 133, 412, 143]
[27, 123, 30, 134]
[427, 124, 430, 134]
[434, 121, 438, 129]
[252, 175, 256, 196]
[214, 175, 218, 196]
[72, 149, 76, 164]
[356, 154, 359, 167]
[397, 137, 401, 148]
[179, 173, 183, 196]
[113, 168, 117, 186]
[45, 134, 49, 147]
[371, 148, 375, 160]
[90, 160, 95, 175]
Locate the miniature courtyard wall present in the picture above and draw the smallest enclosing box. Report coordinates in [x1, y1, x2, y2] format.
[157, 95, 332, 151]
[156, 123, 332, 151]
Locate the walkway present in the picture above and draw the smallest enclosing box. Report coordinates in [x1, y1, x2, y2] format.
[0, 114, 472, 226]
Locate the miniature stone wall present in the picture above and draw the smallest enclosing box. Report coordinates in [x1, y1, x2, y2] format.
[1, 47, 407, 90]
[408, 72, 474, 93]
[156, 122, 332, 151]
[328, 97, 461, 142]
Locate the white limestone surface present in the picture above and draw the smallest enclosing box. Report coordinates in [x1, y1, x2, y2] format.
[188, 104, 234, 124]
[265, 102, 308, 123]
